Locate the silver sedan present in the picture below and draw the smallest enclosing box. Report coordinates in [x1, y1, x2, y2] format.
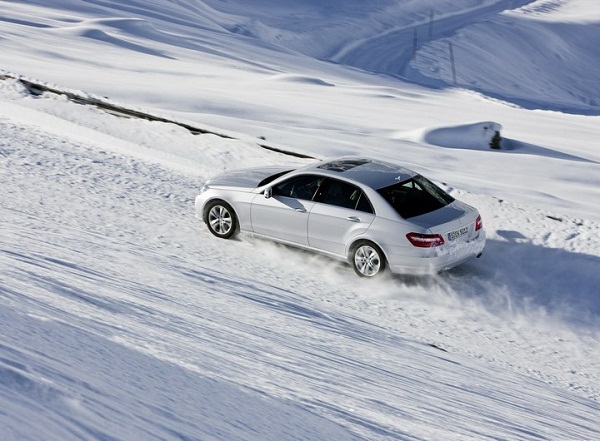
[195, 157, 485, 277]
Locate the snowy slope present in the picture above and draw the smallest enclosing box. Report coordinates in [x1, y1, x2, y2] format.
[2, 0, 599, 219]
[407, 1, 600, 114]
[1, 0, 600, 440]
[2, 82, 600, 441]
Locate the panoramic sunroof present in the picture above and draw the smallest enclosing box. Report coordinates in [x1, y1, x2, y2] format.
[317, 159, 370, 172]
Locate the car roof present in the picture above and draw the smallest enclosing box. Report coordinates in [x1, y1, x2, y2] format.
[302, 157, 417, 190]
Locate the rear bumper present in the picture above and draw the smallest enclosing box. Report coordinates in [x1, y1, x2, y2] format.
[387, 231, 486, 275]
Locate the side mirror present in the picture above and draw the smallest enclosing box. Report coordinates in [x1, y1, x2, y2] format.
[264, 187, 272, 199]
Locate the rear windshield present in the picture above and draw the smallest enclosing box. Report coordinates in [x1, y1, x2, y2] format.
[377, 175, 454, 219]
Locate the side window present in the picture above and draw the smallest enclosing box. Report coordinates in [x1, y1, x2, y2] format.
[318, 179, 374, 213]
[355, 192, 374, 213]
[272, 175, 323, 200]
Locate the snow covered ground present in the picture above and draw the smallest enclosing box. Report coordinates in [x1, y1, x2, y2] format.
[1, 0, 600, 440]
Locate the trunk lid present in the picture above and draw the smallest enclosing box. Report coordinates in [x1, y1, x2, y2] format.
[411, 200, 480, 243]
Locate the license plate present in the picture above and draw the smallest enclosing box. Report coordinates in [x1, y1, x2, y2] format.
[448, 226, 469, 241]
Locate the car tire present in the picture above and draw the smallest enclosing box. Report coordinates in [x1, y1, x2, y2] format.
[205, 200, 238, 239]
[350, 241, 386, 278]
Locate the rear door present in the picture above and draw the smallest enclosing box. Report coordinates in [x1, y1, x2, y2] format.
[308, 178, 375, 256]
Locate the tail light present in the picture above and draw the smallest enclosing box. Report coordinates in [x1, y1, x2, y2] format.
[475, 215, 483, 231]
[406, 232, 445, 248]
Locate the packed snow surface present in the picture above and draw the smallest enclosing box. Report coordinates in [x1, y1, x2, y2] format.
[1, 0, 600, 440]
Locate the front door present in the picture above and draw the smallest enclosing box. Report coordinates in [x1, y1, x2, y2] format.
[250, 174, 324, 246]
[251, 195, 314, 245]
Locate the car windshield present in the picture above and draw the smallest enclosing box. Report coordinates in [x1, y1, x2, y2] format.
[377, 175, 454, 219]
[257, 169, 294, 187]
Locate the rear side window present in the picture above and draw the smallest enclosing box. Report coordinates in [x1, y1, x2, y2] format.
[377, 175, 454, 219]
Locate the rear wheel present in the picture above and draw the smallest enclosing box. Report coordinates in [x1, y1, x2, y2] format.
[350, 241, 386, 278]
[205, 200, 238, 239]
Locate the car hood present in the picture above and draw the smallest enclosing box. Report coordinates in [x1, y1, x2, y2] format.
[206, 166, 293, 189]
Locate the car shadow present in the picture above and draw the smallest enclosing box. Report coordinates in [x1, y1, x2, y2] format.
[240, 231, 599, 329]
[391, 237, 600, 329]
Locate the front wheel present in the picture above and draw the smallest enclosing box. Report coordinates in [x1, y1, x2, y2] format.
[205, 200, 238, 239]
[350, 241, 386, 278]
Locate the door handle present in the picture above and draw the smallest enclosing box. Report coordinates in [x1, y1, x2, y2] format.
[346, 216, 360, 222]
[295, 207, 307, 213]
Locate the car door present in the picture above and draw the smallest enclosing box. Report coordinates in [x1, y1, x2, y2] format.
[250, 174, 323, 245]
[307, 178, 376, 256]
